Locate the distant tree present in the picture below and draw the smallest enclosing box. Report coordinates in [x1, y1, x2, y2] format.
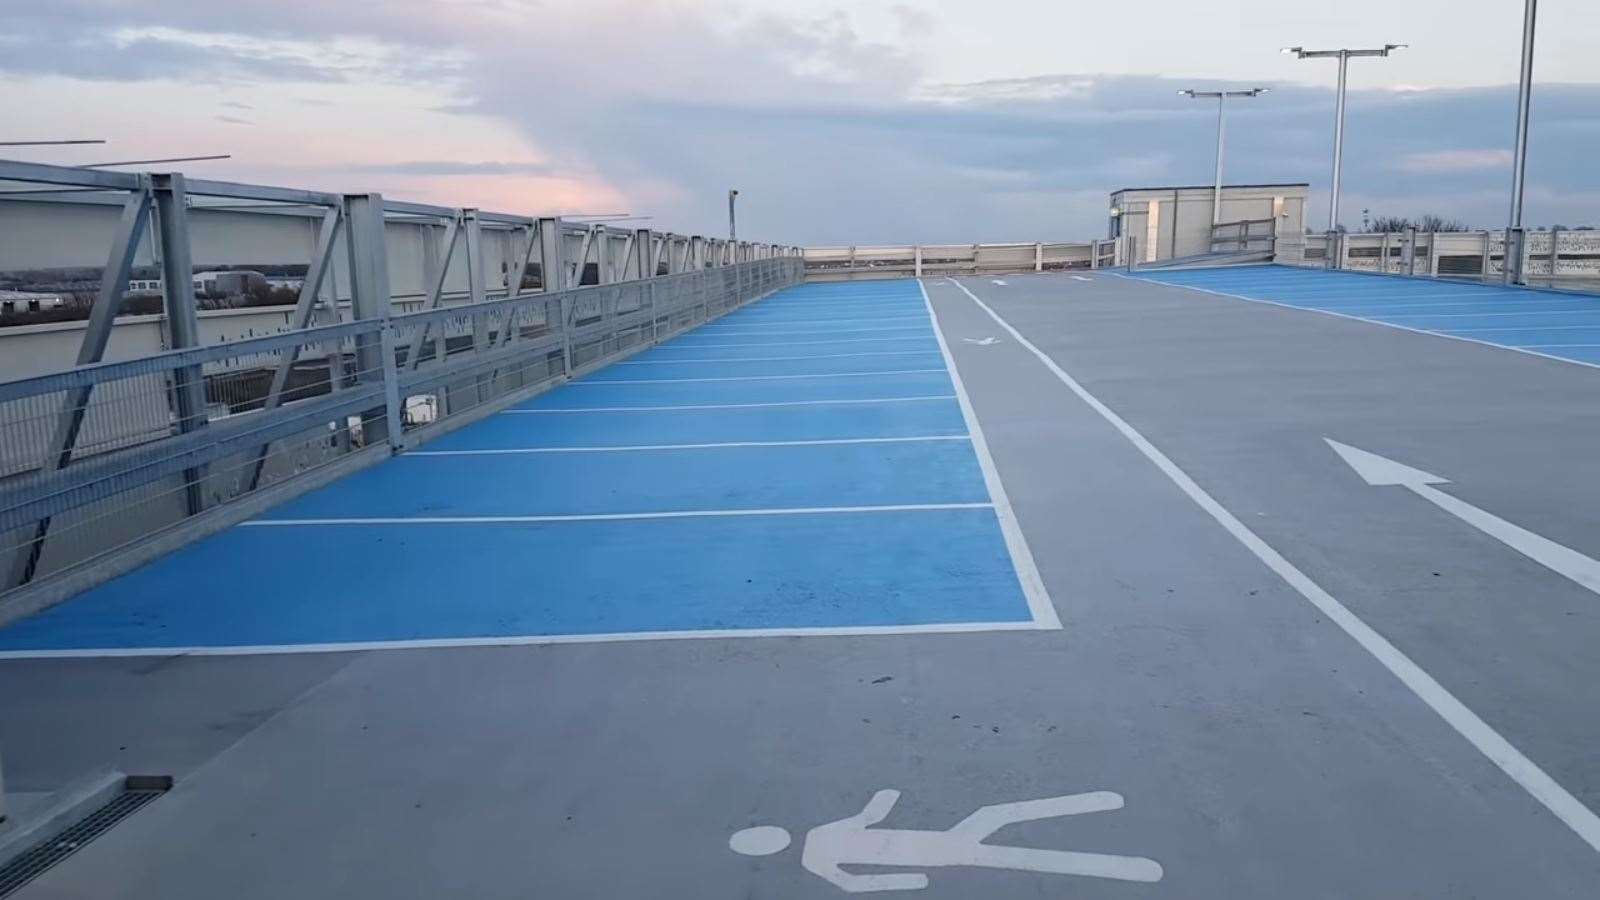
[1365, 214, 1471, 233]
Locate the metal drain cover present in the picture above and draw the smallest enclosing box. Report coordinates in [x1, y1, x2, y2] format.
[0, 776, 171, 898]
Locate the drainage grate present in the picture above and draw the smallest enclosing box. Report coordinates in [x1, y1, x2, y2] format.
[0, 776, 172, 898]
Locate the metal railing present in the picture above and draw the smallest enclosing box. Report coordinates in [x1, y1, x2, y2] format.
[1210, 218, 1277, 254]
[1284, 228, 1600, 290]
[803, 240, 1120, 281]
[0, 159, 803, 620]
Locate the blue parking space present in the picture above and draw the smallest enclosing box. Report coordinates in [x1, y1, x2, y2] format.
[1134, 265, 1600, 367]
[0, 279, 1043, 654]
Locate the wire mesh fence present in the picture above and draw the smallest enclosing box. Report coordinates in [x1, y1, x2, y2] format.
[0, 256, 803, 605]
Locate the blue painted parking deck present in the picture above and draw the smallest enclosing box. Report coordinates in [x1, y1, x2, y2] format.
[0, 280, 1046, 655]
[1133, 264, 1600, 367]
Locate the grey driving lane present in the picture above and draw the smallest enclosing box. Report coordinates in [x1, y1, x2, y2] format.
[9, 272, 1600, 898]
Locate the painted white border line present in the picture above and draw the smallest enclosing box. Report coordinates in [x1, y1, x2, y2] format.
[506, 395, 957, 413]
[0, 619, 1047, 661]
[714, 314, 930, 324]
[919, 279, 1062, 631]
[409, 435, 972, 455]
[618, 350, 942, 364]
[653, 337, 939, 349]
[944, 276, 1600, 856]
[243, 502, 995, 527]
[574, 369, 948, 385]
[678, 327, 932, 337]
[1118, 273, 1600, 373]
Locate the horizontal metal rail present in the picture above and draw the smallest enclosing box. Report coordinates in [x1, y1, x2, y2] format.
[802, 241, 1118, 281]
[0, 155, 806, 618]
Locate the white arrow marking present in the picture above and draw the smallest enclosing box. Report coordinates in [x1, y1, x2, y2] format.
[1071, 275, 1093, 282]
[990, 279, 1008, 286]
[1327, 439, 1600, 595]
[962, 336, 1000, 346]
[729, 789, 1162, 893]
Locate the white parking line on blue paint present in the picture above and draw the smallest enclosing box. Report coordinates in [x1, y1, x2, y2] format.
[575, 369, 949, 385]
[504, 396, 958, 413]
[410, 435, 972, 455]
[1130, 265, 1600, 370]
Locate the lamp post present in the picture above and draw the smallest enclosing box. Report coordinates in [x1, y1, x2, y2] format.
[1282, 44, 1407, 233]
[1507, 0, 1537, 284]
[728, 189, 739, 243]
[1178, 88, 1269, 224]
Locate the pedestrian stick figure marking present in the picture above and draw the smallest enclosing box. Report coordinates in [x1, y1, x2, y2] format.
[729, 789, 1163, 893]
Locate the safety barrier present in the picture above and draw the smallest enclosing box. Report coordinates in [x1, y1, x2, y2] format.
[0, 158, 803, 620]
[1286, 228, 1600, 289]
[803, 241, 1120, 281]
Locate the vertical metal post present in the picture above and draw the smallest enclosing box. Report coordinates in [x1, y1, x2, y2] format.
[1404, 226, 1417, 276]
[536, 217, 564, 292]
[1212, 94, 1227, 225]
[1507, 0, 1537, 284]
[728, 189, 738, 242]
[914, 245, 923, 277]
[343, 193, 400, 450]
[536, 216, 571, 376]
[150, 173, 208, 515]
[1034, 242, 1043, 272]
[1549, 225, 1561, 284]
[1329, 50, 1350, 232]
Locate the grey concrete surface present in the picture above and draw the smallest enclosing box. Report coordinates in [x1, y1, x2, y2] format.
[4, 270, 1600, 897]
[941, 271, 1600, 810]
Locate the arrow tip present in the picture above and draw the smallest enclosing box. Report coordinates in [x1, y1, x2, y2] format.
[1325, 439, 1449, 487]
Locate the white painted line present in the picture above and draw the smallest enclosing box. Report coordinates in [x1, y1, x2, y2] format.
[1327, 440, 1600, 595]
[573, 369, 949, 385]
[0, 619, 1050, 661]
[618, 350, 942, 364]
[920, 280, 1061, 631]
[946, 276, 1600, 857]
[991, 279, 1008, 286]
[1120, 274, 1600, 373]
[1448, 324, 1600, 333]
[653, 336, 938, 349]
[505, 395, 958, 413]
[715, 313, 930, 324]
[242, 502, 994, 528]
[1363, 309, 1600, 321]
[1071, 275, 1093, 282]
[409, 435, 972, 455]
[683, 326, 932, 336]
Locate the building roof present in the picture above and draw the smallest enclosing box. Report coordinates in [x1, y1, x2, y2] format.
[1112, 182, 1309, 195]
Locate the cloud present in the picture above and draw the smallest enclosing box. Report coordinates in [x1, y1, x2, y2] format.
[3, 2, 1597, 240]
[338, 160, 572, 178]
[1396, 149, 1514, 173]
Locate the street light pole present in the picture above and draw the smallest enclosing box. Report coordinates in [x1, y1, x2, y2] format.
[728, 189, 739, 244]
[1507, 0, 1537, 284]
[1283, 44, 1408, 233]
[1179, 88, 1269, 225]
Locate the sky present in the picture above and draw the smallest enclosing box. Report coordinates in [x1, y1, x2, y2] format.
[0, 0, 1596, 244]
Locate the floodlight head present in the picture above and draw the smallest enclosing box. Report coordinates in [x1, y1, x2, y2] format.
[1178, 89, 1194, 96]
[1281, 46, 1302, 56]
[1385, 43, 1409, 52]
